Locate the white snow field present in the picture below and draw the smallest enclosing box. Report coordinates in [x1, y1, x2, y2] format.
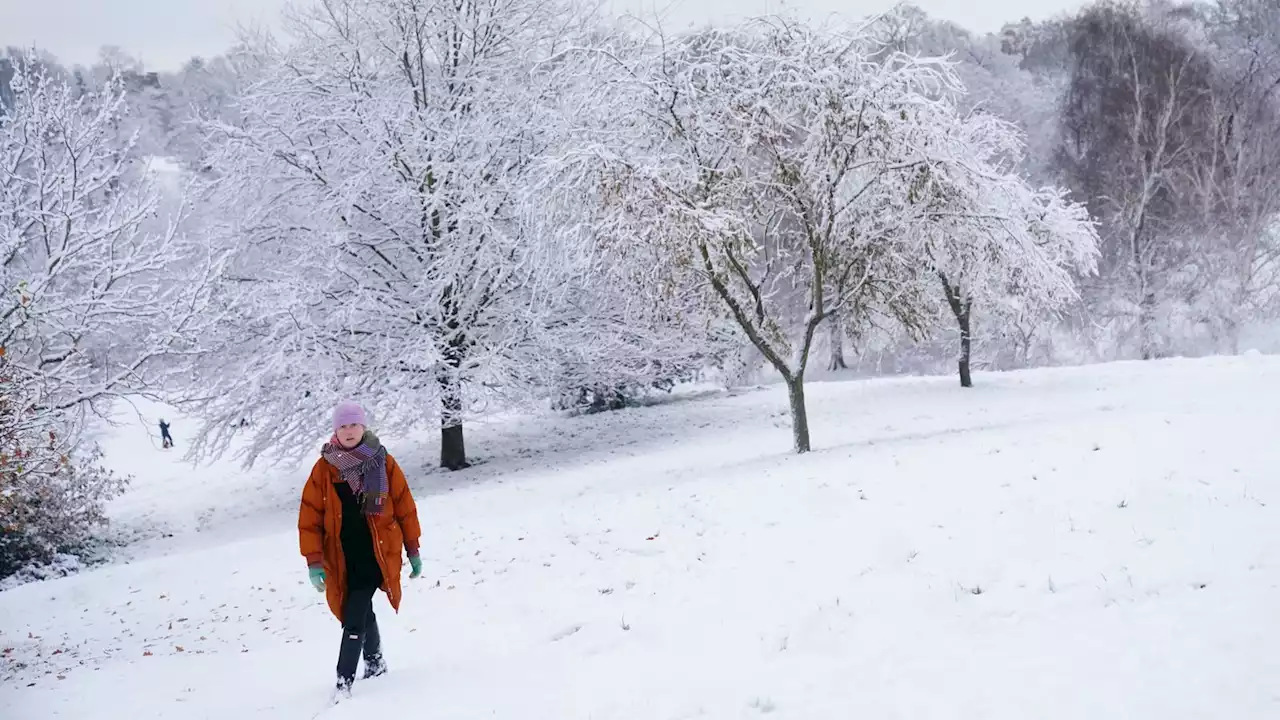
[3, 357, 1280, 719]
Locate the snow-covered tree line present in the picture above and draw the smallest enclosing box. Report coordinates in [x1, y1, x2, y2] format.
[181, 0, 1102, 460]
[979, 0, 1280, 363]
[0, 53, 223, 578]
[3, 0, 1279, 577]
[828, 0, 1280, 372]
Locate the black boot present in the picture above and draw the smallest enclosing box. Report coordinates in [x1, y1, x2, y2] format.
[336, 630, 362, 693]
[362, 613, 386, 679]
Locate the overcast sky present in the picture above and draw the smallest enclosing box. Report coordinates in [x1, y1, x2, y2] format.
[2, 0, 1089, 70]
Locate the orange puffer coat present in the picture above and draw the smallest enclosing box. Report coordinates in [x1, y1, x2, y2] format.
[298, 453, 422, 623]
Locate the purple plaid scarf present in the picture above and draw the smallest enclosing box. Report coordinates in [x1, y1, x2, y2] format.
[321, 430, 388, 516]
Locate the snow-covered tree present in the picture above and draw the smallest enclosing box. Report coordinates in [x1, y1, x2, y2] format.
[1183, 0, 1280, 352]
[1000, 14, 1074, 74]
[193, 0, 654, 469]
[160, 54, 253, 171]
[905, 108, 1098, 386]
[807, 6, 1076, 374]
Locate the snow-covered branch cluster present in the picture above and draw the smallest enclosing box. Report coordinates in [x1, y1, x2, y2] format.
[1, 56, 220, 414]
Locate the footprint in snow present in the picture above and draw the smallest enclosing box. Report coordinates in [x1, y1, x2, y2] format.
[549, 624, 583, 642]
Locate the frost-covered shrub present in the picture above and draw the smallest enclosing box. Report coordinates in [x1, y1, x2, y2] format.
[551, 378, 681, 414]
[0, 359, 128, 581]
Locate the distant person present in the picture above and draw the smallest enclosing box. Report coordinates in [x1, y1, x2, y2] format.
[158, 419, 173, 449]
[298, 401, 423, 701]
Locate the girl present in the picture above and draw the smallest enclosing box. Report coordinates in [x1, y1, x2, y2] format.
[298, 401, 423, 696]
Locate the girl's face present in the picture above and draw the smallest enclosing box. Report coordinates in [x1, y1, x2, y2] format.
[336, 423, 364, 449]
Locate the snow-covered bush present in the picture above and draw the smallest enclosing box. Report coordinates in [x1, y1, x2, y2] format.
[0, 355, 126, 581]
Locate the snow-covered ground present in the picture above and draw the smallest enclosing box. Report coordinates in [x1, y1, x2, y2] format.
[3, 357, 1280, 719]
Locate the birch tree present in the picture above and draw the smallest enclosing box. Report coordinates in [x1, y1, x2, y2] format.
[1056, 1, 1219, 359]
[1185, 0, 1280, 352]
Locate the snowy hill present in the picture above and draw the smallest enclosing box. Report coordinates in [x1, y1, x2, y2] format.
[3, 357, 1280, 719]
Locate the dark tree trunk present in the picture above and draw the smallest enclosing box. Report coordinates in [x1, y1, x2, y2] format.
[691, 236, 821, 455]
[437, 286, 471, 471]
[437, 355, 469, 470]
[440, 423, 467, 471]
[940, 273, 974, 388]
[785, 376, 811, 453]
[439, 381, 468, 471]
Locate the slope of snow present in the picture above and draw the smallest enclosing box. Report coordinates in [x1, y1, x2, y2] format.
[3, 357, 1279, 719]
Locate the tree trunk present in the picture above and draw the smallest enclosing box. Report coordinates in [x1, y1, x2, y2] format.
[939, 273, 974, 388]
[1224, 285, 1245, 355]
[785, 376, 811, 453]
[958, 307, 973, 388]
[1138, 289, 1158, 360]
[440, 422, 467, 471]
[438, 374, 469, 471]
[1226, 318, 1241, 355]
[1132, 210, 1158, 360]
[826, 314, 848, 371]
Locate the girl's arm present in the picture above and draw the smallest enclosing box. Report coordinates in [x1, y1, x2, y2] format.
[298, 464, 326, 567]
[387, 455, 422, 557]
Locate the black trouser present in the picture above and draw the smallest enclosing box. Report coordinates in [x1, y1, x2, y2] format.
[335, 585, 381, 682]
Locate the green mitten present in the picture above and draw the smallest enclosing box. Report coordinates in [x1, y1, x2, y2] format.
[408, 554, 423, 579]
[308, 565, 325, 592]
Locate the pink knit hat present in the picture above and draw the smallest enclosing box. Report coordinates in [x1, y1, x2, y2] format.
[332, 401, 367, 432]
